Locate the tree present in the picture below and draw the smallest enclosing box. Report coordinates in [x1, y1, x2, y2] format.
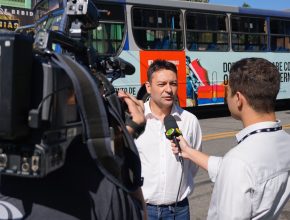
[242, 2, 251, 8]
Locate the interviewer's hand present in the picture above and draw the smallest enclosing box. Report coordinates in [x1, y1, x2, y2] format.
[171, 136, 191, 159]
[118, 90, 145, 133]
[171, 136, 209, 170]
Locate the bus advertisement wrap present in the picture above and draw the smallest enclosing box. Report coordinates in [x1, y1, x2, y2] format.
[116, 51, 290, 108]
[139, 51, 187, 107]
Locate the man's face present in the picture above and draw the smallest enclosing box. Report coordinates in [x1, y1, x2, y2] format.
[146, 69, 178, 110]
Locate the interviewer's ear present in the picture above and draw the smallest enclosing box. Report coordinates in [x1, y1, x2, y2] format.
[236, 91, 246, 109]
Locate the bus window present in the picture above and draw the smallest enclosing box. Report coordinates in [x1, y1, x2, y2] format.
[89, 3, 125, 56]
[270, 18, 290, 52]
[231, 15, 267, 52]
[91, 22, 124, 55]
[132, 7, 183, 50]
[186, 12, 228, 51]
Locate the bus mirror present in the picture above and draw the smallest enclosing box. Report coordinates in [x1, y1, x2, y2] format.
[98, 57, 135, 80]
[118, 57, 135, 76]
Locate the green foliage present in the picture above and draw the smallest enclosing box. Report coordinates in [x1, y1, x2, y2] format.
[242, 2, 251, 8]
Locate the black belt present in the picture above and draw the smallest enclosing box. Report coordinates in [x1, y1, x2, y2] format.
[147, 198, 188, 208]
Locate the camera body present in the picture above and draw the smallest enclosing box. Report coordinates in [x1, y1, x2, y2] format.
[0, 31, 33, 140]
[0, 30, 83, 177]
[0, 0, 100, 177]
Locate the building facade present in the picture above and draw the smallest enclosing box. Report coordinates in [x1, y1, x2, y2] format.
[0, 0, 33, 30]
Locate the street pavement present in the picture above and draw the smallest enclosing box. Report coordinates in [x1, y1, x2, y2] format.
[188, 110, 290, 220]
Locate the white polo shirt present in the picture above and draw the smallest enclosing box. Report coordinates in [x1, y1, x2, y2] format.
[208, 120, 290, 219]
[135, 101, 202, 205]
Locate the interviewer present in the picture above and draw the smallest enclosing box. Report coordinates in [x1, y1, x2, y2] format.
[172, 58, 290, 219]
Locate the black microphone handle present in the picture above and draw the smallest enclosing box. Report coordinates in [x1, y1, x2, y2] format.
[173, 136, 183, 163]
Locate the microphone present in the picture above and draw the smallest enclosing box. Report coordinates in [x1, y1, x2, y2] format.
[164, 115, 183, 163]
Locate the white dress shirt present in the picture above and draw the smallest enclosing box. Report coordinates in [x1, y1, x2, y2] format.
[207, 120, 290, 219]
[135, 101, 202, 205]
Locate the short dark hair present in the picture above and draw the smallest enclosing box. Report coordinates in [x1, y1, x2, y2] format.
[147, 59, 177, 82]
[229, 57, 280, 112]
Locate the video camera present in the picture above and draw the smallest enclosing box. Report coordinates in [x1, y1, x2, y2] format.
[0, 0, 136, 179]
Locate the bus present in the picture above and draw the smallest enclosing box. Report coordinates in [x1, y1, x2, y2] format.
[31, 0, 290, 114]
[0, 0, 33, 31]
[110, 0, 290, 110]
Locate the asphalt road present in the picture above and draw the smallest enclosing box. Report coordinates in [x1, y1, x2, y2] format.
[188, 110, 290, 220]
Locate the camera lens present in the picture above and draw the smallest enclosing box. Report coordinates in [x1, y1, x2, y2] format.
[22, 162, 30, 172]
[21, 157, 30, 172]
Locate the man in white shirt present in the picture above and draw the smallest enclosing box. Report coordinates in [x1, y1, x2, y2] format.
[135, 59, 202, 220]
[172, 57, 290, 219]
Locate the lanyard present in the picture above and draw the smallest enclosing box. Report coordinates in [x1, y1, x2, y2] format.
[237, 126, 282, 144]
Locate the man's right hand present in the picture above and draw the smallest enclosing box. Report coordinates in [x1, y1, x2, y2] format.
[118, 90, 145, 135]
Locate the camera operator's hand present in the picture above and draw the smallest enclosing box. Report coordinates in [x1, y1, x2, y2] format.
[118, 90, 145, 136]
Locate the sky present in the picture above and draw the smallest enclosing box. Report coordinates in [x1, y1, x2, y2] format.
[209, 0, 290, 11]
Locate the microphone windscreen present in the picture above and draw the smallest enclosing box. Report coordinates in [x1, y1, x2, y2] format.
[164, 115, 178, 131]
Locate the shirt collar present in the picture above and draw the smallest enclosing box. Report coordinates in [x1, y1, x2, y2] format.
[144, 99, 182, 120]
[235, 120, 282, 144]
